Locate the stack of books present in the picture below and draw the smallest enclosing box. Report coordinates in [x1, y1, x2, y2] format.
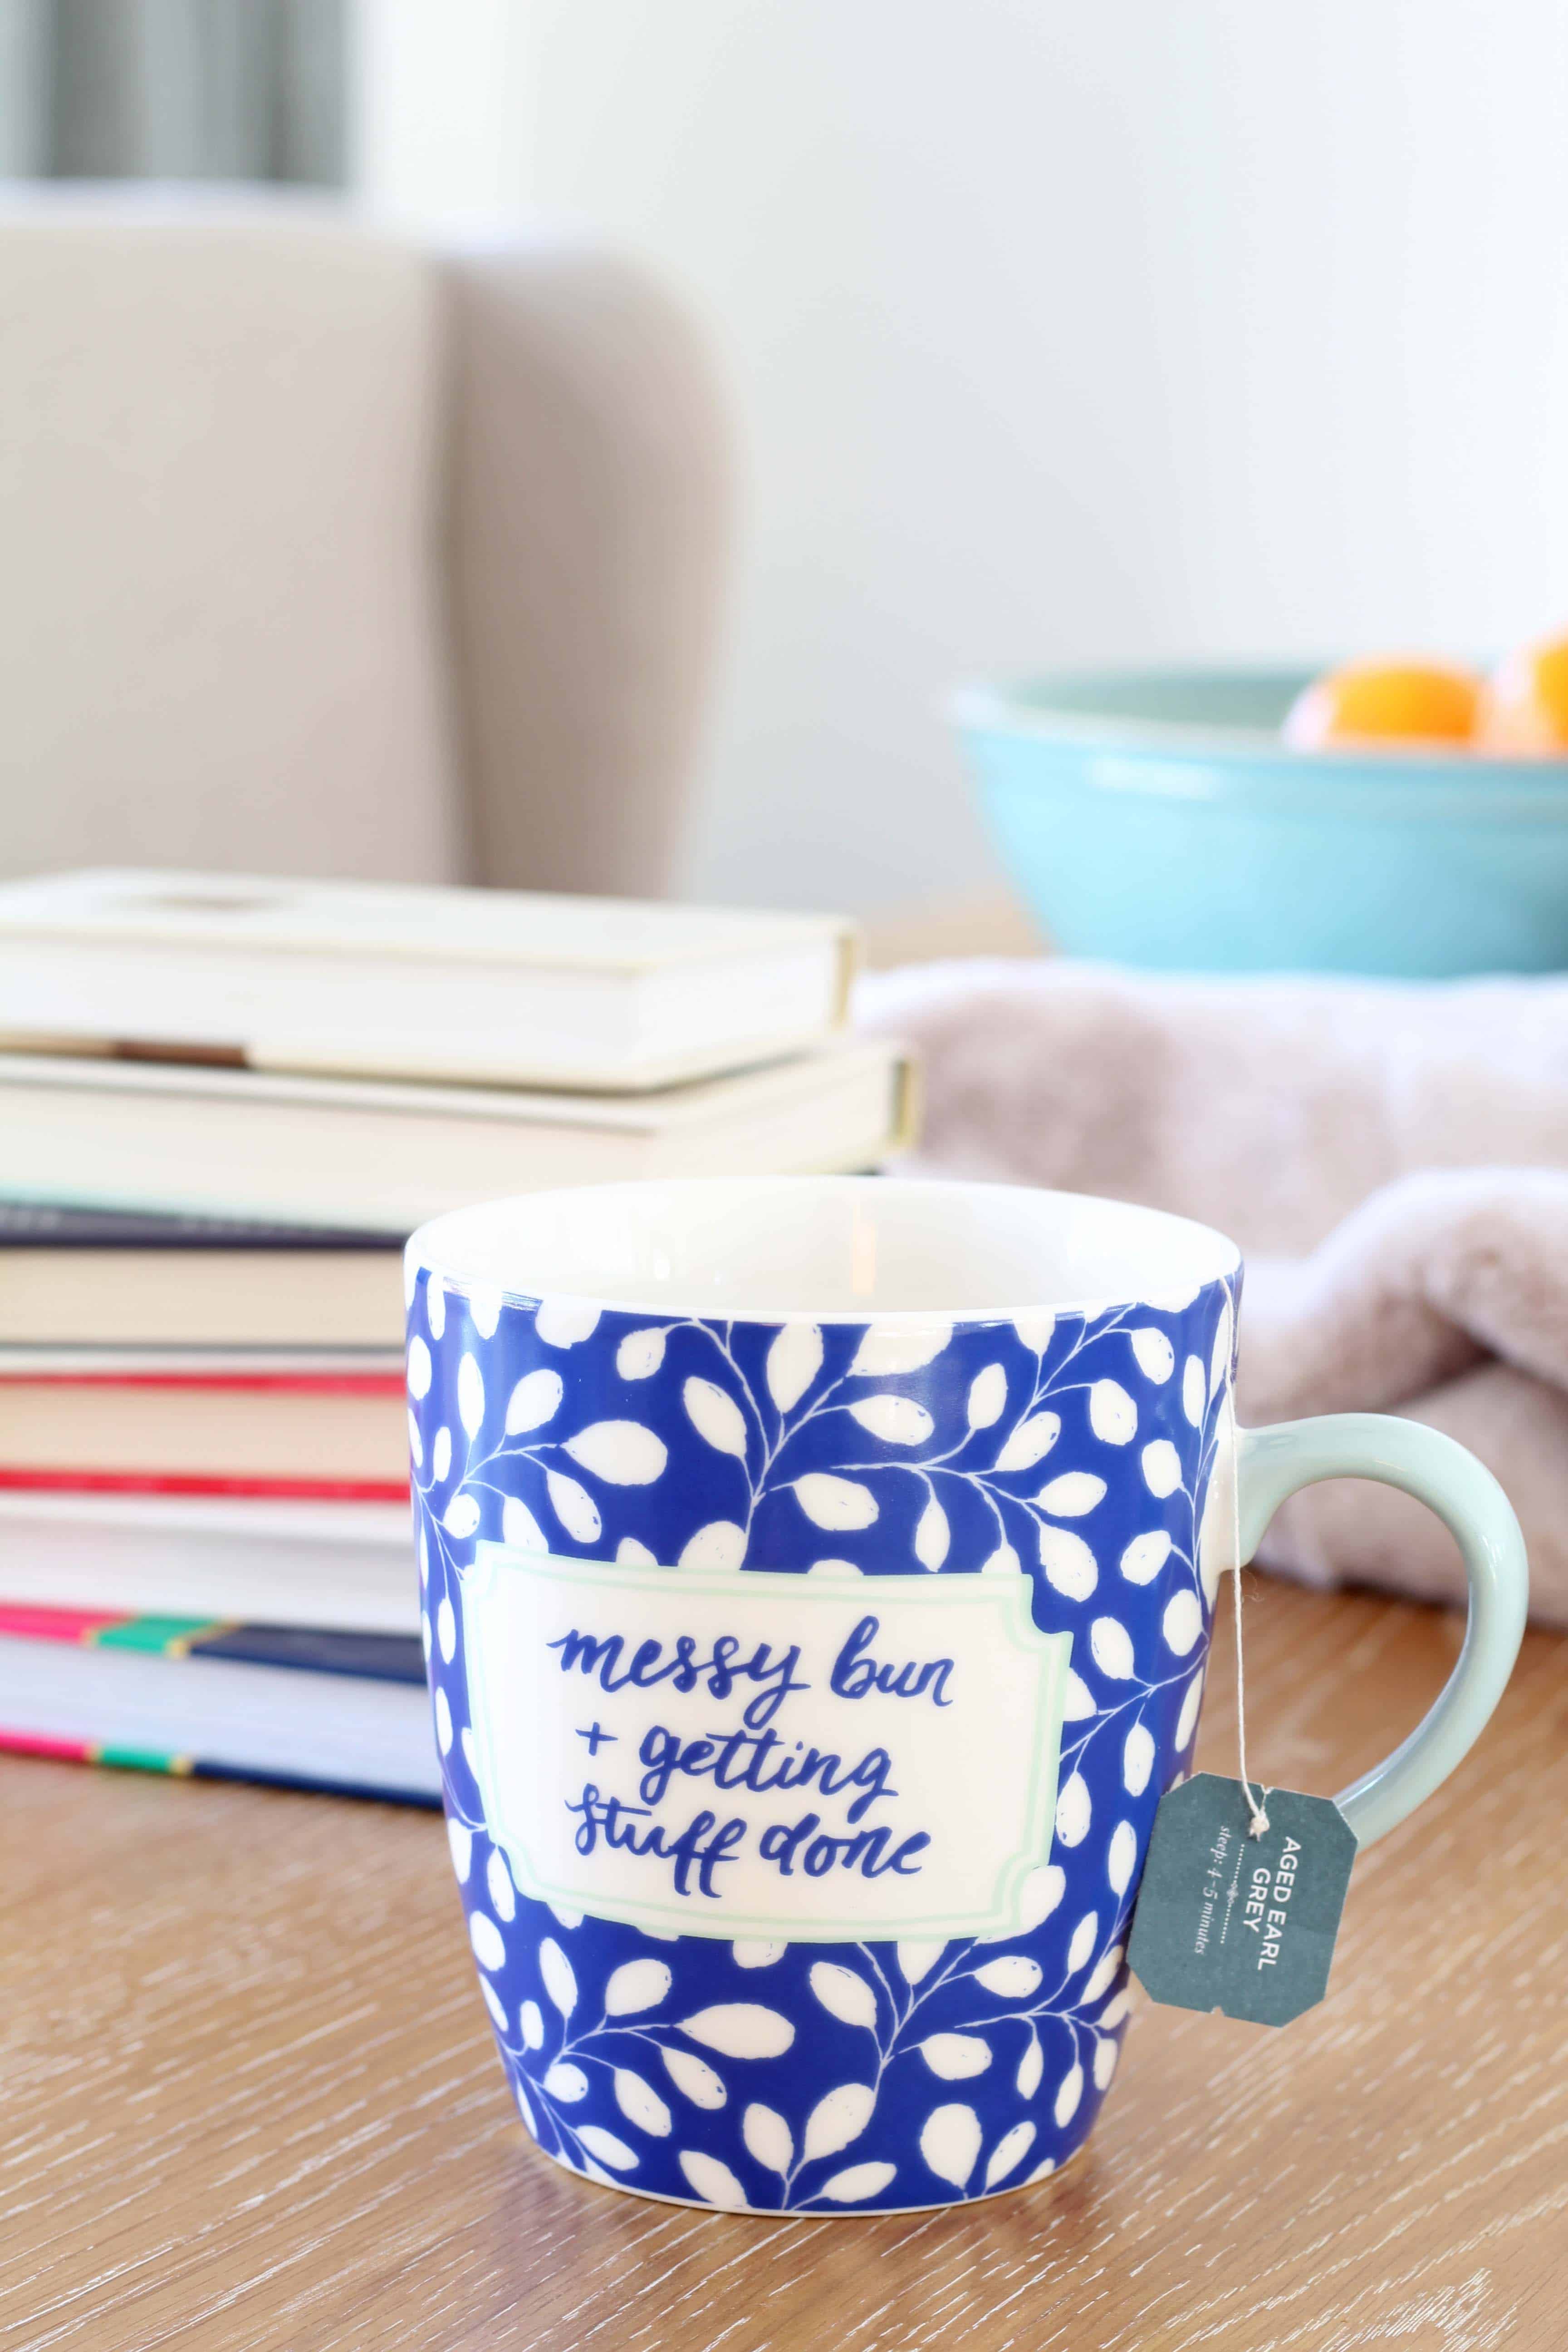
[0, 869, 912, 1803]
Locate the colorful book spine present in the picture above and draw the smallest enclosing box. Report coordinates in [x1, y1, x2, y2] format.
[0, 1729, 440, 1810]
[0, 1605, 436, 1808]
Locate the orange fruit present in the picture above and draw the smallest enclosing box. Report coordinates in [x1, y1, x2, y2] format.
[1476, 633, 1568, 756]
[1283, 660, 1482, 750]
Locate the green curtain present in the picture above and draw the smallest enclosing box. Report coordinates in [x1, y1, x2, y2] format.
[0, 0, 345, 183]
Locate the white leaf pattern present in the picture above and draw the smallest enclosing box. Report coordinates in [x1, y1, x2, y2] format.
[1055, 1772, 1092, 1847]
[616, 1328, 666, 1380]
[794, 1474, 878, 1531]
[679, 2150, 748, 2207]
[543, 2059, 588, 2102]
[431, 1426, 451, 1483]
[442, 1493, 480, 1539]
[742, 2102, 793, 2173]
[457, 1354, 485, 1439]
[818, 2160, 897, 2203]
[1093, 2036, 1120, 2091]
[1089, 1617, 1136, 1680]
[468, 1911, 504, 1971]
[920, 2102, 982, 2189]
[1084, 1942, 1124, 2003]
[1065, 1912, 1099, 1974]
[678, 1519, 747, 1571]
[731, 1940, 785, 1969]
[436, 1596, 456, 1664]
[966, 1363, 1008, 1429]
[1130, 1327, 1175, 1382]
[616, 1534, 658, 1565]
[563, 1419, 667, 1484]
[985, 2121, 1036, 2187]
[849, 1323, 952, 1377]
[1182, 1354, 1207, 1426]
[994, 1411, 1060, 1473]
[803, 2081, 876, 2160]
[446, 1818, 471, 1882]
[485, 1847, 514, 1921]
[539, 1938, 577, 2017]
[766, 1323, 823, 1411]
[519, 2000, 544, 2050]
[662, 2047, 726, 2109]
[1016, 2033, 1044, 2098]
[604, 1959, 671, 2015]
[682, 1376, 750, 1459]
[973, 1955, 1043, 1998]
[1108, 1820, 1138, 1894]
[613, 2069, 672, 2136]
[1120, 1529, 1172, 1584]
[809, 1962, 878, 2029]
[1176, 1667, 1205, 1745]
[1018, 1864, 1066, 1930]
[534, 1299, 600, 1348]
[1062, 1668, 1096, 1721]
[406, 1336, 431, 1400]
[1088, 1380, 1137, 1444]
[897, 1940, 944, 1984]
[914, 1494, 950, 1569]
[678, 2004, 795, 2058]
[545, 1470, 601, 1543]
[578, 2124, 637, 2171]
[1038, 1525, 1097, 1600]
[919, 2034, 991, 2080]
[467, 1284, 502, 1339]
[505, 1369, 564, 1432]
[1163, 1590, 1203, 1655]
[1054, 2063, 1084, 2127]
[1013, 1311, 1056, 1353]
[1037, 1471, 1106, 1517]
[1118, 1730, 1155, 1808]
[848, 1393, 934, 1445]
[1142, 1440, 1183, 1498]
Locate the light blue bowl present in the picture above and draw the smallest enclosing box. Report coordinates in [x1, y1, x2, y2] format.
[954, 667, 1568, 975]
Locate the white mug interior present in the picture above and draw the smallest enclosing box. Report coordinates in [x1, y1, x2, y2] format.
[409, 1176, 1241, 1320]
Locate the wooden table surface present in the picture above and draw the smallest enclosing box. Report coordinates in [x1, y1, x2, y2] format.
[4, 1574, 1565, 2352]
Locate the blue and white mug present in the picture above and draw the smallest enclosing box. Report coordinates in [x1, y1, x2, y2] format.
[405, 1177, 1526, 2215]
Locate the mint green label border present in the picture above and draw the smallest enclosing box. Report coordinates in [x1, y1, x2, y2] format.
[461, 1544, 1073, 1945]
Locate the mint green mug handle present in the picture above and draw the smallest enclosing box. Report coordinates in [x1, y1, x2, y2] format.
[1238, 1416, 1529, 1848]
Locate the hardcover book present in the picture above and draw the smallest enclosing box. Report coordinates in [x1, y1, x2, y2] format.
[0, 867, 860, 1091]
[0, 1605, 437, 1805]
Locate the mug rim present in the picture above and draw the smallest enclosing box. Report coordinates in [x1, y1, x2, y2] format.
[406, 1175, 1242, 1327]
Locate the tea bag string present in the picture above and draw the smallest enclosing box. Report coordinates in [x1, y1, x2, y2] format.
[1232, 1555, 1270, 1839]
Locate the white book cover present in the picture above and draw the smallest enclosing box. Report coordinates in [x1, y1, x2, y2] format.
[0, 868, 860, 1090]
[0, 1037, 916, 1230]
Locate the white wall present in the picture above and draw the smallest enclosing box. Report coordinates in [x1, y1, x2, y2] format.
[353, 1, 1568, 913]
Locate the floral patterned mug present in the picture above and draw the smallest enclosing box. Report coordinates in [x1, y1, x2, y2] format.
[405, 1176, 1525, 2215]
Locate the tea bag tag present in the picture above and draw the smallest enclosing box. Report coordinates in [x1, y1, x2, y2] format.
[1127, 1773, 1356, 2026]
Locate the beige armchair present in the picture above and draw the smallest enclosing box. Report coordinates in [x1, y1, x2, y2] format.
[0, 190, 732, 896]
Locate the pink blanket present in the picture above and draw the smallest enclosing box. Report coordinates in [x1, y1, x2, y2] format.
[858, 960, 1568, 1623]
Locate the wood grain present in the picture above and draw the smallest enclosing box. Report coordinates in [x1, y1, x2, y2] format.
[3, 1577, 1565, 2352]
